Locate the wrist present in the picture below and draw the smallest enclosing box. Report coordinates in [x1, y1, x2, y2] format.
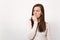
[34, 21, 38, 24]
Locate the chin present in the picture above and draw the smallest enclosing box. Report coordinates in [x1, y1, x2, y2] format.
[37, 16, 40, 19]
[37, 17, 39, 19]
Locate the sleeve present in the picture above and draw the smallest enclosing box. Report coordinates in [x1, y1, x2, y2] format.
[26, 19, 38, 40]
[46, 23, 51, 40]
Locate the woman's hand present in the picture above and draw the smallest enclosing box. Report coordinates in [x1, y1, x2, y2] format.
[32, 15, 38, 23]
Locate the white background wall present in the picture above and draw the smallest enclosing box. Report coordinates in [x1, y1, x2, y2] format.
[0, 0, 60, 40]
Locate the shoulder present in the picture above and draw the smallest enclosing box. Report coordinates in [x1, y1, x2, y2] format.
[46, 22, 50, 29]
[26, 19, 31, 24]
[26, 19, 32, 31]
[45, 22, 51, 33]
[26, 19, 32, 27]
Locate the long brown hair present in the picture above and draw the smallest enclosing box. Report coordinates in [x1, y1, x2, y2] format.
[31, 4, 46, 32]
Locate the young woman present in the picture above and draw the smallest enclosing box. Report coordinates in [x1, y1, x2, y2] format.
[26, 3, 50, 40]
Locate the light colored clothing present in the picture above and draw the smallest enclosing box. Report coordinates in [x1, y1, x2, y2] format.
[26, 19, 51, 40]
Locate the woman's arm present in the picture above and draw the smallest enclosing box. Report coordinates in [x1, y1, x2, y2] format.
[46, 23, 51, 40]
[26, 20, 38, 40]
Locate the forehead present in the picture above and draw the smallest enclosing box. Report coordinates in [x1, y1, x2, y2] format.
[34, 6, 41, 10]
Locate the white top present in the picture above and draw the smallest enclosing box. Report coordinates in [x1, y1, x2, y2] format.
[26, 19, 51, 40]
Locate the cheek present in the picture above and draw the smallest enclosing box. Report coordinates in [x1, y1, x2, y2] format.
[37, 13, 42, 18]
[37, 12, 42, 16]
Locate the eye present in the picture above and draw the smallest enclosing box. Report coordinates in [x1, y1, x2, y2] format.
[36, 10, 39, 12]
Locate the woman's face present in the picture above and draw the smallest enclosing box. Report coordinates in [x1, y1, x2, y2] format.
[33, 6, 42, 18]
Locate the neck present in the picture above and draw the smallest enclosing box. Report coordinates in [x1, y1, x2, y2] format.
[37, 18, 40, 23]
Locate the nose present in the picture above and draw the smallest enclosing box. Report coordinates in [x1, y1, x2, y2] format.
[34, 11, 37, 14]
